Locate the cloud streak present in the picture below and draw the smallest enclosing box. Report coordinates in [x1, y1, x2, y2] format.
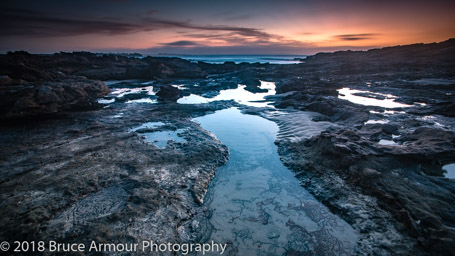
[334, 33, 379, 41]
[141, 17, 277, 40]
[0, 8, 137, 36]
[161, 40, 200, 47]
[0, 7, 279, 43]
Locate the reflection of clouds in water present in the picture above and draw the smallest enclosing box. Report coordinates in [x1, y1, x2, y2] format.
[338, 88, 412, 108]
[98, 81, 157, 105]
[178, 81, 276, 108]
[97, 98, 115, 104]
[365, 119, 389, 124]
[378, 139, 399, 146]
[171, 84, 187, 90]
[111, 86, 156, 98]
[126, 98, 157, 104]
[130, 122, 164, 132]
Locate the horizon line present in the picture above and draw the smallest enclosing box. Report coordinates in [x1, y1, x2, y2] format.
[2, 38, 453, 56]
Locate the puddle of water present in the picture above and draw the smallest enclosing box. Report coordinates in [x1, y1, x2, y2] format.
[111, 86, 155, 98]
[419, 115, 445, 128]
[141, 130, 186, 148]
[378, 139, 398, 146]
[97, 98, 115, 104]
[178, 81, 276, 108]
[369, 110, 406, 115]
[141, 81, 154, 85]
[111, 113, 124, 118]
[194, 108, 357, 255]
[338, 88, 412, 108]
[130, 122, 164, 132]
[365, 120, 389, 125]
[442, 164, 455, 179]
[178, 94, 210, 104]
[126, 98, 157, 104]
[131, 122, 186, 148]
[98, 85, 156, 105]
[171, 84, 187, 90]
[384, 110, 406, 115]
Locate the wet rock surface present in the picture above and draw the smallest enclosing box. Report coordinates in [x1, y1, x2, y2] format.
[276, 125, 455, 255]
[269, 40, 455, 255]
[0, 39, 455, 255]
[0, 101, 232, 251]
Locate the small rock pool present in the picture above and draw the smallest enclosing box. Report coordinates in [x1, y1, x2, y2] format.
[337, 88, 412, 108]
[131, 122, 186, 148]
[443, 164, 455, 179]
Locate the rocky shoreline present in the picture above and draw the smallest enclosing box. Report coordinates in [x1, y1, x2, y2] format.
[0, 101, 237, 249]
[1, 39, 455, 255]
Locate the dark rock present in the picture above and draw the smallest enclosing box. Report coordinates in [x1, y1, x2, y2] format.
[156, 84, 180, 102]
[0, 77, 110, 119]
[277, 123, 455, 255]
[362, 167, 381, 177]
[393, 127, 455, 158]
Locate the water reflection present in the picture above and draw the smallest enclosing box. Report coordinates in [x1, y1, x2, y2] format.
[378, 139, 398, 146]
[442, 164, 455, 179]
[338, 88, 412, 108]
[178, 81, 276, 108]
[194, 108, 357, 255]
[130, 122, 186, 148]
[125, 98, 157, 104]
[111, 86, 155, 98]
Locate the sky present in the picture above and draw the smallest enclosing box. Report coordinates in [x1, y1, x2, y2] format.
[1, 0, 454, 55]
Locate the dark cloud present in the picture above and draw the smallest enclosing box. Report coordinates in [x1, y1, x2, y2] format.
[334, 33, 379, 41]
[161, 40, 200, 47]
[0, 7, 278, 43]
[176, 32, 259, 45]
[0, 8, 138, 36]
[141, 17, 276, 40]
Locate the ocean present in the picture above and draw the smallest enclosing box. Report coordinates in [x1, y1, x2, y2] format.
[154, 55, 307, 64]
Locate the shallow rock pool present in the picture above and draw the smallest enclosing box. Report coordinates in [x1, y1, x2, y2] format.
[194, 108, 357, 255]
